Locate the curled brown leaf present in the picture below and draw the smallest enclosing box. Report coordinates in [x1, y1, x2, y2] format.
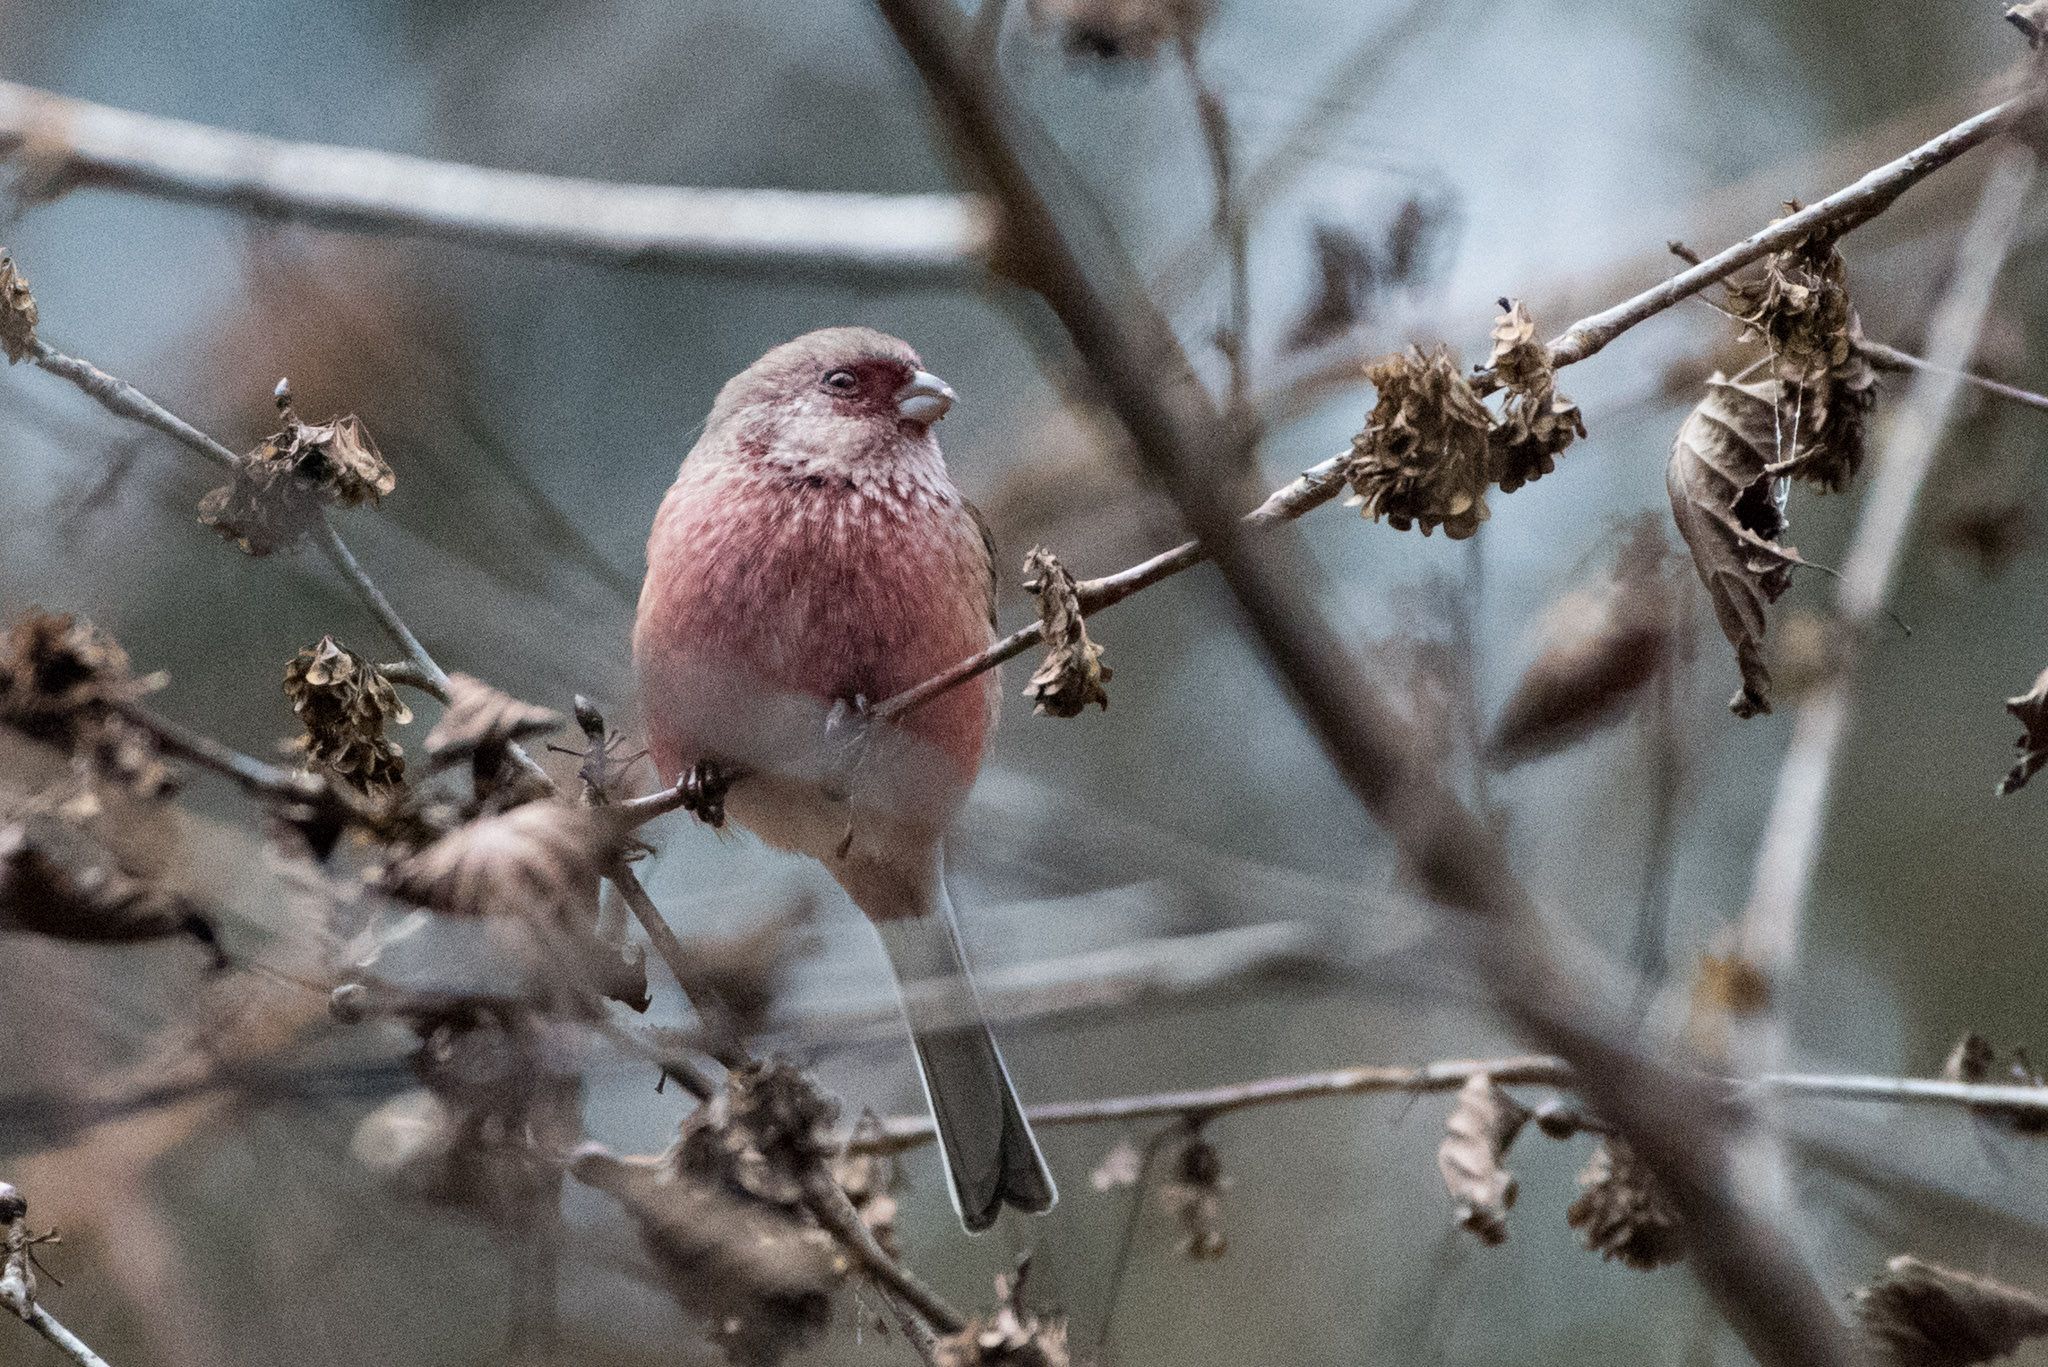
[1995, 665, 2048, 795]
[1021, 547, 1111, 717]
[0, 250, 37, 364]
[1667, 374, 1812, 717]
[1485, 515, 1673, 768]
[1567, 1136, 1687, 1270]
[1437, 1072, 1531, 1245]
[1855, 1255, 2048, 1367]
[1345, 344, 1494, 539]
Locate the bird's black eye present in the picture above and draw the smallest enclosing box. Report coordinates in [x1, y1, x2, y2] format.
[822, 369, 858, 393]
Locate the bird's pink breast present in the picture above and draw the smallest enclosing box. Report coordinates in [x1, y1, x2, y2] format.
[635, 460, 997, 787]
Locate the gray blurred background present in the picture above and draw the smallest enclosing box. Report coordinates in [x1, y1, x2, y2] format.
[4, 1, 2047, 1364]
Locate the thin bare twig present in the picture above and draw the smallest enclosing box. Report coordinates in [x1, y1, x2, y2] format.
[0, 79, 990, 277]
[15, 1306, 113, 1367]
[29, 338, 239, 471]
[800, 1172, 965, 1335]
[1860, 337, 2048, 414]
[1728, 142, 2039, 1211]
[109, 697, 331, 803]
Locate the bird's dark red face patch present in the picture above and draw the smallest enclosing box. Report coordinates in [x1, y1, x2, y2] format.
[817, 356, 916, 416]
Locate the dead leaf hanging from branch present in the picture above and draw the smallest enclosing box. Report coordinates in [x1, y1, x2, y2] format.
[1667, 374, 1812, 717]
[1485, 515, 1674, 768]
[1855, 1255, 2048, 1367]
[1437, 1072, 1531, 1245]
[1020, 547, 1111, 717]
[0, 250, 38, 364]
[1995, 665, 2048, 795]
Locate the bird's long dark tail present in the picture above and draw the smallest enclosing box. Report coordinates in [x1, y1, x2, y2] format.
[874, 873, 1057, 1233]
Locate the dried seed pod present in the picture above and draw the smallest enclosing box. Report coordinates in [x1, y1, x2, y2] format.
[1487, 299, 1586, 494]
[1725, 222, 1854, 380]
[1996, 665, 2048, 795]
[1021, 547, 1111, 717]
[1566, 1137, 1687, 1270]
[200, 381, 395, 555]
[1025, 0, 1212, 61]
[1667, 374, 1812, 717]
[0, 250, 38, 364]
[284, 637, 411, 792]
[1437, 1073, 1531, 1245]
[1345, 344, 1494, 539]
[0, 609, 172, 797]
[934, 1266, 1070, 1367]
[1855, 1255, 2048, 1367]
[1158, 1130, 1229, 1260]
[1485, 515, 1673, 768]
[573, 1062, 849, 1367]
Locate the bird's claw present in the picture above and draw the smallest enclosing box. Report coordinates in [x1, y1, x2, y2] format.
[680, 759, 732, 829]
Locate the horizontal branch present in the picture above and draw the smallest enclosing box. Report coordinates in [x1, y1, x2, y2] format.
[0, 79, 991, 276]
[846, 1058, 2048, 1156]
[1860, 338, 2048, 414]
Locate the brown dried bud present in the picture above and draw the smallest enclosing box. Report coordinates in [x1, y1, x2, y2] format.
[574, 1062, 849, 1367]
[1026, 0, 1212, 61]
[1021, 547, 1111, 718]
[1856, 1255, 2048, 1367]
[1437, 1073, 1530, 1245]
[1345, 344, 1494, 539]
[284, 638, 411, 791]
[1487, 299, 1586, 493]
[935, 1267, 1070, 1367]
[1997, 664, 2048, 796]
[1566, 1137, 1687, 1270]
[0, 610, 172, 797]
[1158, 1130, 1229, 1260]
[0, 250, 38, 364]
[200, 383, 394, 555]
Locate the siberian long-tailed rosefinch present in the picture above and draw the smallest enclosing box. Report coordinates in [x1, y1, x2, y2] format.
[634, 327, 1057, 1231]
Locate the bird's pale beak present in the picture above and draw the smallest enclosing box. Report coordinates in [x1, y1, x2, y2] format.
[895, 371, 956, 425]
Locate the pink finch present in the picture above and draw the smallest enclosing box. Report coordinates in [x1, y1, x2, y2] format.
[635, 326, 1057, 1231]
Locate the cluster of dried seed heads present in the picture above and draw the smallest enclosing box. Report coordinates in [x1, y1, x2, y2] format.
[199, 379, 395, 555]
[284, 637, 411, 791]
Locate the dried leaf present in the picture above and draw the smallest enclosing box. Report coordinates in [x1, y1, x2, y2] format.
[0, 610, 173, 797]
[1725, 221, 1854, 381]
[1488, 299, 1587, 493]
[0, 250, 38, 364]
[1996, 665, 2048, 795]
[1437, 1073, 1531, 1245]
[424, 674, 563, 759]
[1856, 1255, 2048, 1367]
[2008, 2, 2048, 49]
[1158, 1131, 1228, 1260]
[573, 1062, 848, 1367]
[682, 898, 811, 1041]
[1567, 1137, 1687, 1269]
[1025, 0, 1212, 60]
[1090, 1137, 1142, 1192]
[1345, 344, 1494, 539]
[1666, 373, 1811, 716]
[199, 381, 395, 555]
[0, 814, 221, 961]
[284, 637, 411, 792]
[1485, 516, 1672, 768]
[1021, 548, 1111, 717]
[384, 799, 600, 922]
[935, 1267, 1070, 1367]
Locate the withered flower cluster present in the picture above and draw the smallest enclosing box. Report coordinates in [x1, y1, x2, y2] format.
[935, 1266, 1070, 1367]
[1158, 1128, 1229, 1260]
[1025, 0, 1213, 61]
[199, 380, 395, 556]
[1670, 228, 1874, 716]
[1021, 547, 1111, 717]
[1345, 300, 1587, 539]
[284, 637, 411, 792]
[0, 249, 38, 364]
[0, 609, 172, 797]
[572, 1062, 850, 1367]
[1566, 1137, 1687, 1270]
